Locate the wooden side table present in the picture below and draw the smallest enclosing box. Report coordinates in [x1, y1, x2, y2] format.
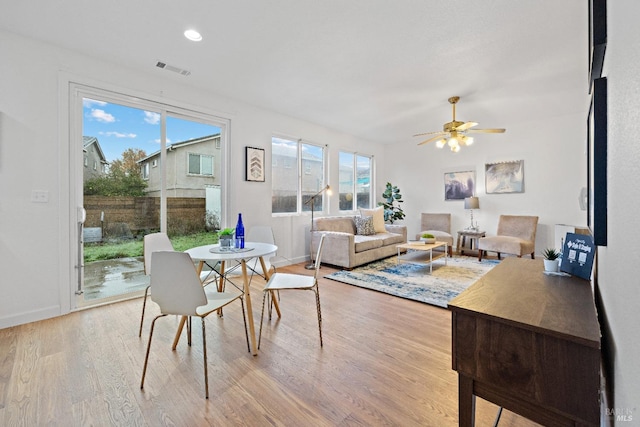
[456, 230, 486, 255]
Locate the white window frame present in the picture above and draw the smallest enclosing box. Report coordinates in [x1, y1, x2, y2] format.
[271, 136, 327, 215]
[339, 150, 373, 212]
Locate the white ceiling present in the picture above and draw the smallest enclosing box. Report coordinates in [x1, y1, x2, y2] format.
[0, 0, 588, 145]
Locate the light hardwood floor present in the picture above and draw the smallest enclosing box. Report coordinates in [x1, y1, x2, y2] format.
[0, 262, 540, 426]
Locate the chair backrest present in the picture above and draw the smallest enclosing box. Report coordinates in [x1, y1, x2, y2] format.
[421, 213, 451, 233]
[496, 215, 539, 242]
[312, 234, 326, 279]
[143, 232, 174, 275]
[150, 251, 207, 316]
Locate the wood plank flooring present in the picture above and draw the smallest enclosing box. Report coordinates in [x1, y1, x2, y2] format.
[0, 262, 540, 426]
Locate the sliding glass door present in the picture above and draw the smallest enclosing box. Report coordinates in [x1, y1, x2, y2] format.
[72, 85, 226, 308]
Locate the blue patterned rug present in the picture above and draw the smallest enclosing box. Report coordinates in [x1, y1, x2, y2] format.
[324, 256, 500, 308]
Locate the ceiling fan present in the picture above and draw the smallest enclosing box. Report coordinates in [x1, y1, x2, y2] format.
[414, 96, 506, 152]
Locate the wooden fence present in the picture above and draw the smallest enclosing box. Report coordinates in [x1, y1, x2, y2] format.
[83, 196, 206, 238]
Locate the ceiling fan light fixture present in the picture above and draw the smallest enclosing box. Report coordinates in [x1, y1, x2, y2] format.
[451, 145, 461, 153]
[447, 137, 459, 148]
[435, 138, 446, 148]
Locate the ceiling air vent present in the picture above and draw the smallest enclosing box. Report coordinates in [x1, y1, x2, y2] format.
[156, 61, 191, 76]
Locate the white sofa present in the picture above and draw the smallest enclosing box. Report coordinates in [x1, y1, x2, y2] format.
[310, 216, 407, 269]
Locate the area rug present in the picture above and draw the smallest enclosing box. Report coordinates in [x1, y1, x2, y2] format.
[324, 256, 500, 308]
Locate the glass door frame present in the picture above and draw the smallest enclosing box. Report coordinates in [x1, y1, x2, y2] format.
[68, 82, 230, 310]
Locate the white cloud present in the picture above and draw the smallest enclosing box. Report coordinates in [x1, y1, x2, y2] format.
[101, 131, 137, 138]
[154, 138, 172, 144]
[83, 98, 107, 108]
[90, 108, 115, 123]
[144, 111, 160, 125]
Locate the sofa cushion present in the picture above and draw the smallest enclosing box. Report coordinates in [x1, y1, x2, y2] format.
[353, 235, 384, 252]
[354, 216, 376, 235]
[315, 217, 356, 234]
[378, 232, 405, 246]
[360, 206, 386, 233]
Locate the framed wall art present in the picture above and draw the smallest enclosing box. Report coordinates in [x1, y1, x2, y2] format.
[245, 146, 265, 182]
[485, 160, 524, 194]
[588, 77, 607, 246]
[444, 170, 475, 201]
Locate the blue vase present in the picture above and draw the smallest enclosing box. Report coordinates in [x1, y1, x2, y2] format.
[235, 213, 245, 249]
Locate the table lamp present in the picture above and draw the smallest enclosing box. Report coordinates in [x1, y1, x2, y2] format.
[464, 196, 480, 231]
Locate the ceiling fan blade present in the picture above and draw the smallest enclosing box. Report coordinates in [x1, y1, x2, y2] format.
[467, 128, 506, 134]
[417, 134, 448, 146]
[413, 131, 446, 137]
[455, 121, 478, 132]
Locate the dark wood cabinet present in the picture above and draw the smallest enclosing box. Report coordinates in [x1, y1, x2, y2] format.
[448, 258, 601, 426]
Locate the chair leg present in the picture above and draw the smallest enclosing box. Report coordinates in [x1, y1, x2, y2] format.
[530, 253, 535, 259]
[240, 297, 250, 353]
[201, 318, 209, 399]
[497, 253, 502, 260]
[314, 286, 323, 347]
[478, 250, 483, 261]
[258, 290, 268, 349]
[141, 314, 167, 390]
[138, 285, 151, 337]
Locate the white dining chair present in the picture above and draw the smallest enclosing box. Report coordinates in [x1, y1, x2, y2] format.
[140, 251, 249, 399]
[139, 232, 174, 337]
[258, 234, 326, 348]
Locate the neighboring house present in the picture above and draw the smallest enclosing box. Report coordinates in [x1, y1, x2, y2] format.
[138, 134, 221, 198]
[83, 136, 108, 181]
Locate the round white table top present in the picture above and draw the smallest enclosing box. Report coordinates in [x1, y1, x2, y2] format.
[185, 242, 277, 262]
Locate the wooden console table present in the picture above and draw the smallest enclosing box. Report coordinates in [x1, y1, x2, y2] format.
[448, 258, 601, 426]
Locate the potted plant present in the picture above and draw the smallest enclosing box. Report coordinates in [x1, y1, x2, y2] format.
[542, 248, 561, 272]
[420, 233, 436, 244]
[218, 227, 235, 249]
[378, 182, 405, 223]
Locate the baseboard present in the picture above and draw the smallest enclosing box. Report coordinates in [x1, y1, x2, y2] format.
[0, 305, 61, 329]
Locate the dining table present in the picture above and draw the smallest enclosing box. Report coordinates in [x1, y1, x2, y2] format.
[177, 241, 279, 356]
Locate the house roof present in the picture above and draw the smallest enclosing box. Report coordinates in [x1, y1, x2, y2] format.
[138, 134, 220, 163]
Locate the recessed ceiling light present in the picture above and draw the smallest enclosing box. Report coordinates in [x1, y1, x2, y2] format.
[184, 29, 202, 42]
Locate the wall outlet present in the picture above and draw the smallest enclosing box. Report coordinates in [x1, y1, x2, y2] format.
[31, 190, 49, 203]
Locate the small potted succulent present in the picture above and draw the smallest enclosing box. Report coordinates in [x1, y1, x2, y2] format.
[542, 248, 561, 272]
[420, 233, 436, 244]
[218, 227, 235, 249]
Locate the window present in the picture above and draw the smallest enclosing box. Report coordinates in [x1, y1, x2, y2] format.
[142, 162, 149, 180]
[93, 160, 97, 171]
[339, 151, 372, 211]
[272, 137, 326, 214]
[188, 153, 214, 176]
[152, 159, 158, 167]
[84, 155, 88, 167]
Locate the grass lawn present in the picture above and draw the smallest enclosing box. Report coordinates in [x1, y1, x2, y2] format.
[84, 232, 219, 263]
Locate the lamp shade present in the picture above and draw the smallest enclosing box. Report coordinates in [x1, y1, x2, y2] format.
[464, 196, 479, 210]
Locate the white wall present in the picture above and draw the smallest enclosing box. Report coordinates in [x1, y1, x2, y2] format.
[381, 111, 588, 252]
[0, 30, 384, 328]
[597, 0, 640, 417]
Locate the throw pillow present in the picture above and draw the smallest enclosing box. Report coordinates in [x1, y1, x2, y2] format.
[354, 216, 376, 236]
[360, 206, 386, 233]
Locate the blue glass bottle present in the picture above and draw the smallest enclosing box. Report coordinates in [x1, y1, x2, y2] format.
[235, 213, 245, 249]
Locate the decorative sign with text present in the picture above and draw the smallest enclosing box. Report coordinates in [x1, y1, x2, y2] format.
[560, 232, 595, 280]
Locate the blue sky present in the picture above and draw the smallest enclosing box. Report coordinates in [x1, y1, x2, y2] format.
[82, 98, 220, 162]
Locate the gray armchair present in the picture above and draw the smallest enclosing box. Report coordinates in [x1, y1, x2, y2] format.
[417, 213, 453, 257]
[478, 215, 539, 261]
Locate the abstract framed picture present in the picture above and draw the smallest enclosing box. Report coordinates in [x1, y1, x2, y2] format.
[485, 160, 524, 194]
[245, 146, 265, 182]
[444, 170, 475, 201]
